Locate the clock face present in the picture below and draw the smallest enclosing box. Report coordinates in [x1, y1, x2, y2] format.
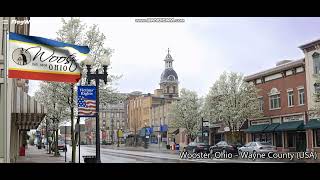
[12, 48, 32, 66]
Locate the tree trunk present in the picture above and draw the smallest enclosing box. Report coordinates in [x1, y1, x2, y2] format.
[48, 131, 52, 154]
[70, 84, 76, 163]
[54, 130, 59, 156]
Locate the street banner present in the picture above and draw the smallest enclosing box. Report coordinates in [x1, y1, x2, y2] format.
[78, 86, 96, 117]
[8, 32, 90, 83]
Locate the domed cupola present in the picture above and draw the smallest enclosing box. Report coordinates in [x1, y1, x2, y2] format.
[159, 48, 179, 98]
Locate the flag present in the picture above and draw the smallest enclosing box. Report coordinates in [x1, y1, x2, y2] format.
[8, 32, 90, 83]
[78, 98, 96, 116]
[78, 86, 96, 117]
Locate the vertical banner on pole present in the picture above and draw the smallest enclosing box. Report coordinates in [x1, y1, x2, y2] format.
[77, 86, 96, 117]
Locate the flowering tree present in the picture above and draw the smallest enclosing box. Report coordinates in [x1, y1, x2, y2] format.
[169, 88, 203, 143]
[34, 17, 123, 162]
[204, 71, 262, 142]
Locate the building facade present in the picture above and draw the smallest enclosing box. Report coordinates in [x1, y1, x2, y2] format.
[244, 59, 308, 152]
[299, 40, 320, 153]
[127, 49, 182, 147]
[100, 97, 127, 143]
[0, 17, 46, 163]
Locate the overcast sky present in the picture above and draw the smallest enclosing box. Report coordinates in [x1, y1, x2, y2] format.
[28, 17, 320, 97]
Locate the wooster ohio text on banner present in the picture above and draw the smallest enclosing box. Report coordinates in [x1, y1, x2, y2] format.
[8, 32, 90, 83]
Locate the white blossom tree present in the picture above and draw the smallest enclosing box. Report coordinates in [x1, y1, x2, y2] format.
[169, 88, 203, 143]
[34, 17, 123, 162]
[204, 71, 262, 143]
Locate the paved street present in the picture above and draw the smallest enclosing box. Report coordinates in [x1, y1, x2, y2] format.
[18, 144, 319, 163]
[62, 145, 285, 163]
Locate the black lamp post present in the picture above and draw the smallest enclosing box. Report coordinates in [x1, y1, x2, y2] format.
[84, 54, 110, 163]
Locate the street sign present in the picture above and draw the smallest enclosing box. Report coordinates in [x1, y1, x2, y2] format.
[224, 127, 230, 132]
[157, 134, 161, 138]
[146, 136, 149, 138]
[77, 86, 96, 117]
[203, 121, 210, 127]
[160, 125, 168, 132]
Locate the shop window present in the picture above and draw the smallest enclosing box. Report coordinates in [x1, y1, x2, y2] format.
[314, 129, 320, 147]
[287, 132, 296, 147]
[275, 132, 282, 147]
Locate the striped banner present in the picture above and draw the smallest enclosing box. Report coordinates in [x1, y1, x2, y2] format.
[8, 32, 90, 83]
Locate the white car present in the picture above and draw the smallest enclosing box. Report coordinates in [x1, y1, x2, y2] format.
[238, 141, 276, 154]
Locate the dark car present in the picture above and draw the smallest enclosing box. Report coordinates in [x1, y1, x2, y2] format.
[209, 141, 243, 155]
[184, 142, 210, 153]
[51, 140, 67, 152]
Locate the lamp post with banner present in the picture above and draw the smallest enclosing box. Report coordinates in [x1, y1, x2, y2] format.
[81, 54, 110, 163]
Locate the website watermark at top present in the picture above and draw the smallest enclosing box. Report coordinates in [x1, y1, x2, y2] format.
[135, 18, 185, 23]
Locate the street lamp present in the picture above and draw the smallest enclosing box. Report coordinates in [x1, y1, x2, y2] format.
[84, 54, 110, 163]
[144, 122, 148, 149]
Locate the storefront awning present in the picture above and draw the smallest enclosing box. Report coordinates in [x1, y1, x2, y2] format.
[305, 119, 320, 129]
[263, 123, 280, 133]
[244, 124, 269, 133]
[274, 121, 304, 131]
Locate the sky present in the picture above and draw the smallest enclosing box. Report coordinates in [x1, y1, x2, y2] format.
[28, 17, 320, 97]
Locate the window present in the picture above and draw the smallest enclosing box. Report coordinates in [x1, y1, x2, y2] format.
[270, 94, 280, 109]
[167, 86, 169, 93]
[315, 83, 320, 94]
[102, 113, 106, 118]
[173, 86, 176, 93]
[0, 69, 4, 78]
[298, 89, 305, 105]
[287, 91, 294, 107]
[314, 129, 320, 147]
[287, 132, 296, 147]
[258, 97, 263, 111]
[313, 52, 320, 74]
[275, 132, 282, 147]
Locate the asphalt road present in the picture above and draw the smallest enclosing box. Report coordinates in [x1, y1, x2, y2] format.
[60, 145, 284, 163]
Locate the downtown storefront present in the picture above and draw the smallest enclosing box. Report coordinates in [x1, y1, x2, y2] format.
[245, 118, 307, 152]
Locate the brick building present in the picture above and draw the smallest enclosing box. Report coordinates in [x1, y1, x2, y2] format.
[244, 59, 308, 152]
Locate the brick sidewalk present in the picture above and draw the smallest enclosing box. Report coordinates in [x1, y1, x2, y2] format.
[16, 145, 66, 163]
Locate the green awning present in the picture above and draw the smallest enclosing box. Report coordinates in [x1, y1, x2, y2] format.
[263, 123, 280, 132]
[245, 124, 269, 133]
[274, 121, 304, 131]
[305, 119, 320, 129]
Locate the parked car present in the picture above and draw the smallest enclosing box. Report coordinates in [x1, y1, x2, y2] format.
[209, 141, 243, 154]
[238, 141, 276, 154]
[51, 140, 67, 152]
[183, 142, 210, 153]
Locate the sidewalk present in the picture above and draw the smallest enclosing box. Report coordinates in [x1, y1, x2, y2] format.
[16, 145, 66, 163]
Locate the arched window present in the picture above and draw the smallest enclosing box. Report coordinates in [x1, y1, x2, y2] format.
[313, 52, 320, 74]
